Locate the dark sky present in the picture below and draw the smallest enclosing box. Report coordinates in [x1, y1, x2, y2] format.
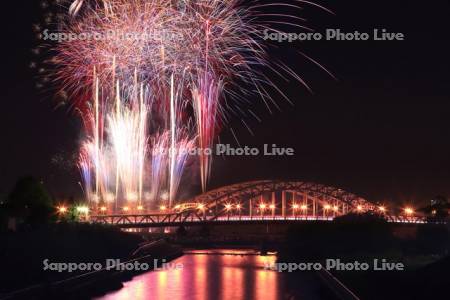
[0, 0, 449, 206]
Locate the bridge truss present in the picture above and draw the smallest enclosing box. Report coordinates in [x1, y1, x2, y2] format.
[90, 180, 389, 227]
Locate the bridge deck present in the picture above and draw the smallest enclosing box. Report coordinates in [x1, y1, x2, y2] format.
[89, 214, 425, 228]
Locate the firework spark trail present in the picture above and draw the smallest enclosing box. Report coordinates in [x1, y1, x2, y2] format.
[138, 83, 147, 205]
[169, 135, 196, 207]
[150, 132, 169, 204]
[94, 74, 100, 198]
[167, 72, 198, 206]
[169, 74, 176, 207]
[69, 0, 84, 16]
[78, 76, 149, 206]
[192, 73, 222, 192]
[108, 81, 149, 203]
[78, 145, 93, 201]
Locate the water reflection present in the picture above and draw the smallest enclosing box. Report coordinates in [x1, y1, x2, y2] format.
[95, 250, 317, 300]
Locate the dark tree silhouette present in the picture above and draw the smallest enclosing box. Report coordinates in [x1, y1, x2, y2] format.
[4, 176, 54, 225]
[421, 195, 450, 221]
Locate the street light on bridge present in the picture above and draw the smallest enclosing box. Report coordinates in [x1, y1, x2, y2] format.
[269, 204, 275, 217]
[235, 203, 242, 219]
[378, 206, 386, 213]
[291, 203, 300, 217]
[224, 203, 232, 220]
[404, 207, 414, 216]
[323, 204, 331, 217]
[57, 206, 67, 214]
[292, 203, 299, 217]
[300, 204, 308, 217]
[259, 203, 266, 217]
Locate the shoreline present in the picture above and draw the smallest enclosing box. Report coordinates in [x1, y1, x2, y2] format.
[0, 241, 183, 300]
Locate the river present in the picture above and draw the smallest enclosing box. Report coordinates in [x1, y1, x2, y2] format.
[95, 249, 328, 300]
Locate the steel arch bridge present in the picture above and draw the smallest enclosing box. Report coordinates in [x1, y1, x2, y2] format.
[88, 180, 405, 228]
[191, 180, 374, 212]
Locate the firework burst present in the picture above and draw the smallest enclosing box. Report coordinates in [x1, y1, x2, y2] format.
[39, 0, 331, 210]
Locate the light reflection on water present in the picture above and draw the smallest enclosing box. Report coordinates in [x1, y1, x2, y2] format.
[95, 250, 317, 300]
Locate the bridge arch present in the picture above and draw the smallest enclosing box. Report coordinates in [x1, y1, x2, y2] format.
[184, 180, 375, 218]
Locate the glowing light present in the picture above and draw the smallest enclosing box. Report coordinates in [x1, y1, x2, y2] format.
[58, 206, 67, 214]
[160, 205, 167, 211]
[225, 204, 232, 211]
[259, 203, 267, 210]
[269, 204, 275, 210]
[357, 205, 363, 211]
[137, 205, 144, 211]
[174, 204, 181, 210]
[333, 206, 339, 212]
[292, 204, 299, 210]
[77, 206, 89, 214]
[100, 206, 107, 212]
[197, 204, 205, 210]
[236, 204, 242, 210]
[123, 206, 129, 212]
[379, 206, 386, 212]
[324, 204, 331, 210]
[301, 205, 308, 211]
[404, 207, 414, 215]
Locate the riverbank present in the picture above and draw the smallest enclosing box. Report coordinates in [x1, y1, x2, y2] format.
[0, 223, 182, 299]
[276, 216, 449, 299]
[331, 255, 450, 300]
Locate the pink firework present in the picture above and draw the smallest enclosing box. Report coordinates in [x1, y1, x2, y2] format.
[45, 0, 333, 209]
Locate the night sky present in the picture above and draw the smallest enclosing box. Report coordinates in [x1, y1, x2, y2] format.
[0, 0, 449, 206]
